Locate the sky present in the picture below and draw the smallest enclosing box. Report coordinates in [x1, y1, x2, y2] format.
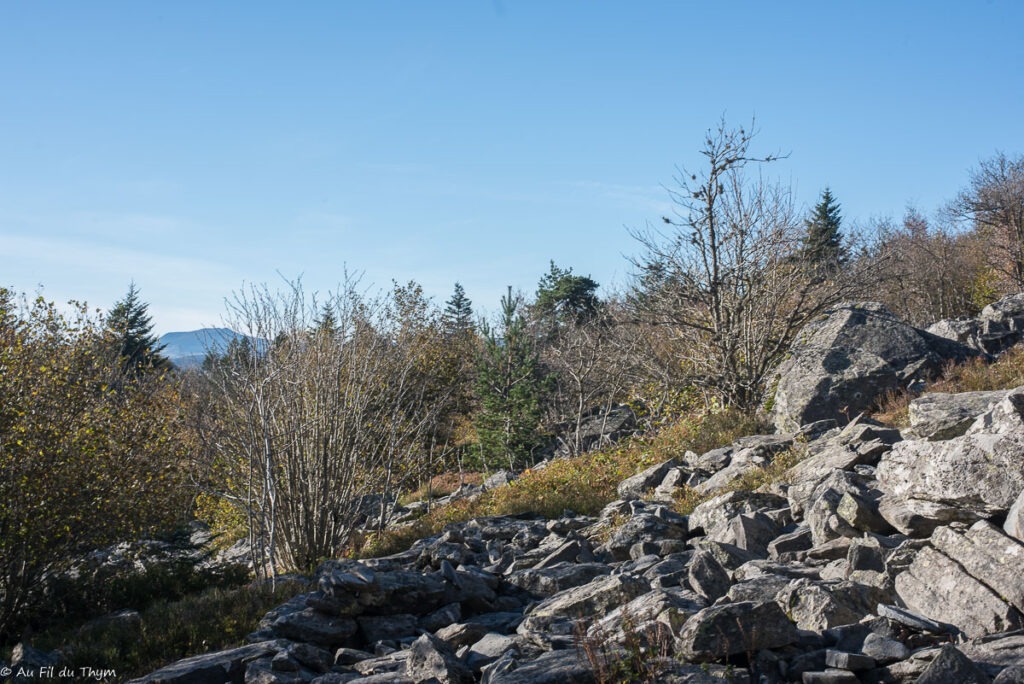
[2, 1, 1022, 334]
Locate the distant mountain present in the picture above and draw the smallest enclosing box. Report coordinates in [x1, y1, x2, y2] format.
[159, 328, 252, 369]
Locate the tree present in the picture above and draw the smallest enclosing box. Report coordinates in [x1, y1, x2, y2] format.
[949, 152, 1024, 289]
[0, 290, 188, 639]
[534, 261, 601, 326]
[191, 279, 452, 573]
[802, 188, 846, 272]
[475, 287, 550, 470]
[106, 283, 168, 374]
[442, 282, 474, 336]
[630, 120, 881, 409]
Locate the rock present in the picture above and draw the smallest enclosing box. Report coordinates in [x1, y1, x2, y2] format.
[836, 490, 891, 534]
[518, 573, 650, 633]
[355, 571, 449, 616]
[770, 302, 973, 432]
[931, 522, 1024, 612]
[877, 495, 976, 537]
[465, 633, 519, 671]
[768, 526, 814, 560]
[405, 633, 473, 684]
[676, 600, 799, 661]
[908, 390, 1011, 441]
[601, 511, 687, 561]
[506, 562, 610, 597]
[996, 666, 1024, 684]
[779, 579, 884, 631]
[824, 649, 874, 671]
[877, 391, 1024, 520]
[483, 649, 595, 684]
[688, 491, 788, 539]
[484, 471, 517, 489]
[617, 459, 679, 500]
[729, 512, 780, 557]
[1006, 489, 1024, 542]
[358, 614, 419, 643]
[270, 608, 359, 649]
[927, 317, 983, 350]
[961, 633, 1024, 675]
[800, 671, 860, 683]
[128, 641, 283, 683]
[861, 632, 910, 665]
[687, 549, 732, 602]
[895, 546, 1024, 637]
[419, 603, 462, 633]
[915, 644, 992, 684]
[285, 643, 332, 674]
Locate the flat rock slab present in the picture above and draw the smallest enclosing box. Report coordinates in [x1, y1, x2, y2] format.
[128, 640, 284, 684]
[908, 390, 1010, 441]
[931, 522, 1024, 612]
[895, 546, 1024, 638]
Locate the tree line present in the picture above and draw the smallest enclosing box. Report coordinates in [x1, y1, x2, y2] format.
[2, 120, 1022, 637]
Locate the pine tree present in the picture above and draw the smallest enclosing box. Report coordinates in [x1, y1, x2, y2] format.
[106, 283, 168, 374]
[535, 261, 600, 326]
[475, 287, 549, 470]
[442, 282, 474, 335]
[803, 188, 846, 271]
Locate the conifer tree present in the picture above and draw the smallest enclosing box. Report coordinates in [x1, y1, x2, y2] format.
[475, 287, 549, 470]
[442, 282, 474, 335]
[106, 283, 168, 374]
[535, 261, 600, 325]
[803, 188, 846, 271]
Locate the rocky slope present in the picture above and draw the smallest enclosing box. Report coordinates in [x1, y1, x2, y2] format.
[23, 295, 1024, 684]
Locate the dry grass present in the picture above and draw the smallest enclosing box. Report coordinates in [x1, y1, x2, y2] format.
[399, 471, 485, 505]
[873, 346, 1024, 426]
[357, 409, 769, 558]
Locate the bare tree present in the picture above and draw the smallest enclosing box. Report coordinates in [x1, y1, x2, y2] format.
[630, 120, 883, 410]
[948, 152, 1024, 290]
[192, 278, 449, 574]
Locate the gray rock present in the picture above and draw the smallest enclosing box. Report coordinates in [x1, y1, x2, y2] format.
[961, 633, 1024, 674]
[861, 632, 910, 665]
[895, 546, 1024, 637]
[465, 633, 519, 671]
[617, 459, 679, 500]
[688, 490, 788, 539]
[484, 649, 595, 684]
[825, 649, 874, 671]
[483, 470, 517, 489]
[931, 522, 1024, 612]
[601, 511, 687, 561]
[506, 562, 611, 597]
[358, 614, 419, 643]
[995, 666, 1024, 684]
[768, 526, 814, 560]
[778, 579, 885, 632]
[877, 494, 978, 537]
[687, 549, 732, 602]
[836, 490, 891, 534]
[770, 302, 973, 432]
[518, 573, 650, 633]
[729, 512, 780, 557]
[405, 633, 473, 684]
[1006, 488, 1024, 542]
[128, 641, 284, 683]
[801, 671, 860, 683]
[927, 317, 983, 349]
[272, 609, 358, 648]
[908, 390, 1011, 441]
[877, 391, 1024, 520]
[418, 603, 462, 633]
[916, 644, 992, 684]
[676, 600, 799, 661]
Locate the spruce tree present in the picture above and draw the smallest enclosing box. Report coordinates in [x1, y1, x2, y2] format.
[803, 188, 846, 271]
[442, 282, 474, 335]
[475, 287, 549, 470]
[106, 283, 168, 374]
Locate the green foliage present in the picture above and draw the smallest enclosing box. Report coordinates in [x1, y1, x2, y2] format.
[535, 261, 601, 326]
[40, 581, 303, 681]
[474, 287, 551, 470]
[802, 187, 846, 271]
[442, 282, 474, 336]
[0, 289, 190, 641]
[106, 283, 169, 375]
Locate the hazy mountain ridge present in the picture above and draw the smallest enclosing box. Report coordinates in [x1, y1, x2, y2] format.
[159, 328, 249, 369]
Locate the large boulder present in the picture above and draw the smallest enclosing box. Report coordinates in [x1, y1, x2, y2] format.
[770, 302, 974, 432]
[675, 600, 799, 661]
[877, 390, 1024, 521]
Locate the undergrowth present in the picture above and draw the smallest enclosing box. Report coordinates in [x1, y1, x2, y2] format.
[35, 581, 305, 681]
[873, 345, 1024, 426]
[357, 409, 769, 558]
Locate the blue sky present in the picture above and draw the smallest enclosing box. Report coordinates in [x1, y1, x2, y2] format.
[2, 1, 1022, 333]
